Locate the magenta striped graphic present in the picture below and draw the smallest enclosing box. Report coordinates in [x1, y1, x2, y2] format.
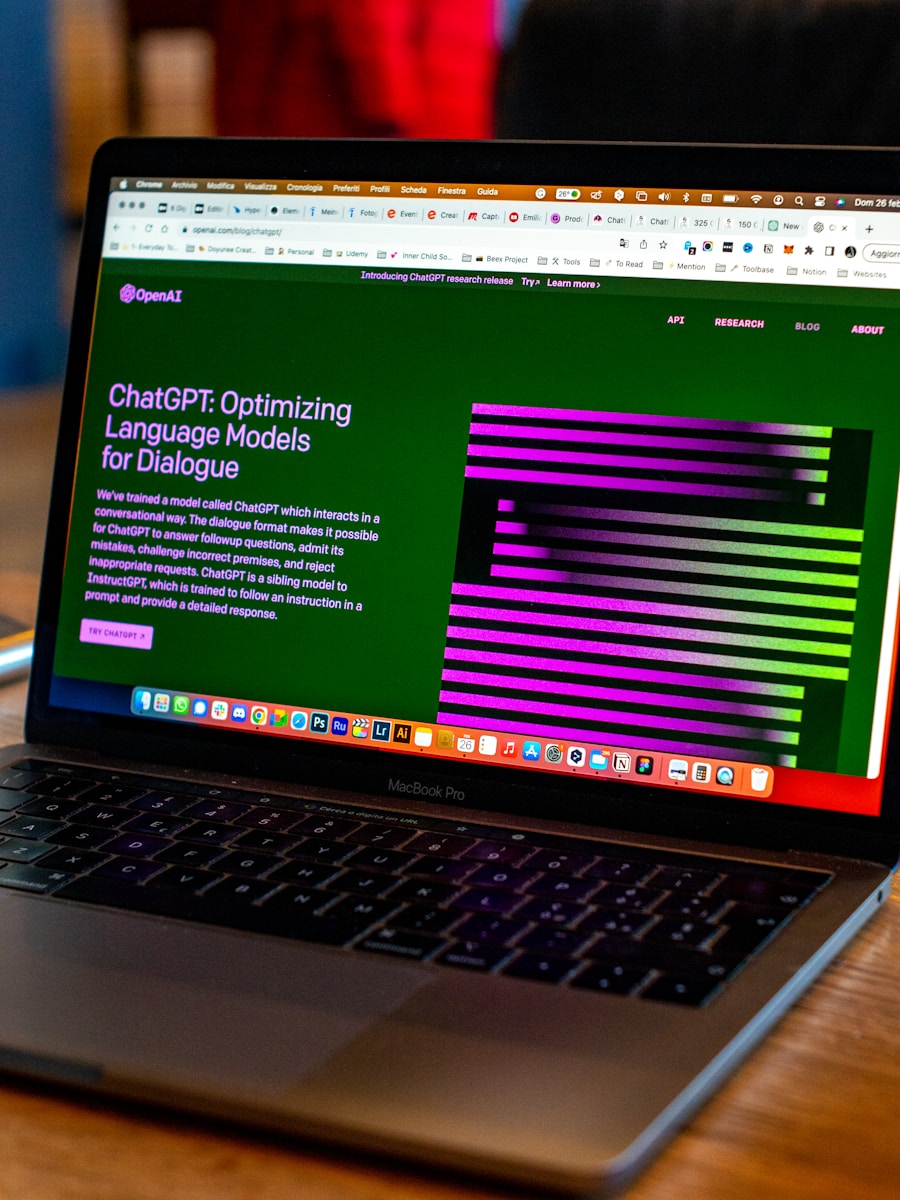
[439, 402, 864, 769]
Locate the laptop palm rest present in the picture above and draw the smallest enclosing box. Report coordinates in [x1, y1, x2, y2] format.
[0, 892, 428, 1093]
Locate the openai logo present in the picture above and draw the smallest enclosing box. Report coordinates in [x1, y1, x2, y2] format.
[118, 283, 183, 304]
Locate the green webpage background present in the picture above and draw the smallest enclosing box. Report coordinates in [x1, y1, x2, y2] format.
[54, 258, 900, 775]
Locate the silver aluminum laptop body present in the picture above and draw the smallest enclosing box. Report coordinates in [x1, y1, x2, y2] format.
[1, 138, 898, 1195]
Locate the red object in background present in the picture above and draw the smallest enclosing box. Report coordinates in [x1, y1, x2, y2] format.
[213, 0, 497, 139]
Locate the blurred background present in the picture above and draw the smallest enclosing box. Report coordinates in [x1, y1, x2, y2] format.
[4, 0, 900, 575]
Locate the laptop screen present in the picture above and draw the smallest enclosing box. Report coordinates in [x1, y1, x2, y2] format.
[43, 142, 900, 826]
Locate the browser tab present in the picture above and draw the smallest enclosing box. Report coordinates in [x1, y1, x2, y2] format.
[309, 203, 343, 221]
[555, 209, 589, 229]
[516, 206, 546, 226]
[389, 205, 424, 223]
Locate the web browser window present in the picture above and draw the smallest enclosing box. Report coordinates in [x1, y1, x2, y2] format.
[50, 173, 900, 819]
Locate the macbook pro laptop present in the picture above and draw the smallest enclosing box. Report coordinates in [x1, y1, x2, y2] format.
[1, 137, 899, 1195]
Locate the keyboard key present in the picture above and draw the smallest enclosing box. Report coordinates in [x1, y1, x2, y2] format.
[262, 885, 334, 913]
[26, 775, 94, 799]
[291, 815, 361, 839]
[357, 927, 444, 961]
[571, 962, 650, 995]
[332, 868, 397, 897]
[156, 843, 226, 868]
[75, 783, 145, 806]
[462, 840, 528, 865]
[93, 858, 165, 884]
[291, 837, 357, 865]
[0, 863, 74, 893]
[0, 814, 64, 841]
[343, 846, 417, 873]
[521, 848, 598, 874]
[213, 850, 283, 878]
[180, 821, 235, 846]
[71, 804, 130, 828]
[453, 914, 528, 943]
[36, 847, 109, 873]
[0, 767, 45, 791]
[656, 894, 729, 921]
[391, 904, 461, 935]
[388, 878, 459, 906]
[325, 895, 400, 925]
[267, 861, 340, 887]
[345, 825, 416, 849]
[0, 789, 29, 812]
[407, 856, 474, 883]
[46, 824, 114, 850]
[467, 864, 536, 891]
[130, 790, 192, 815]
[102, 833, 172, 859]
[149, 866, 222, 891]
[585, 936, 740, 981]
[518, 927, 595, 956]
[515, 897, 586, 926]
[0, 837, 54, 863]
[18, 796, 84, 820]
[450, 887, 524, 915]
[642, 918, 718, 949]
[177, 783, 250, 802]
[233, 829, 299, 854]
[641, 973, 722, 1006]
[121, 814, 189, 838]
[202, 877, 277, 904]
[182, 800, 251, 823]
[234, 807, 298, 831]
[710, 907, 792, 958]
[719, 902, 792, 934]
[651, 865, 720, 893]
[403, 831, 477, 856]
[710, 876, 820, 908]
[525, 874, 598, 902]
[576, 908, 655, 937]
[434, 940, 510, 971]
[591, 883, 666, 912]
[585, 857, 655, 884]
[503, 953, 577, 984]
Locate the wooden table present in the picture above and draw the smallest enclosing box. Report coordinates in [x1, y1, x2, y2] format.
[1, 571, 899, 1200]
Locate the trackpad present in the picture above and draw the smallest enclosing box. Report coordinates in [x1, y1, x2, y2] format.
[0, 894, 429, 1092]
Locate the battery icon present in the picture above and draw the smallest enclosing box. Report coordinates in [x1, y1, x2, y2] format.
[723, 194, 739, 203]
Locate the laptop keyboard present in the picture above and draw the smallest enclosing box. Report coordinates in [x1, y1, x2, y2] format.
[0, 759, 831, 1006]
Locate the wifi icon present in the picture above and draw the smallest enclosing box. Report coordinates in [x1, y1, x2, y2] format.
[751, 194, 762, 204]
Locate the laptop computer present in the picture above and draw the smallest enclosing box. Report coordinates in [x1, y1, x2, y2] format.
[1, 137, 898, 1195]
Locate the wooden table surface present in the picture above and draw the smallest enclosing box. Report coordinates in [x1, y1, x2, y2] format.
[1, 571, 899, 1200]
